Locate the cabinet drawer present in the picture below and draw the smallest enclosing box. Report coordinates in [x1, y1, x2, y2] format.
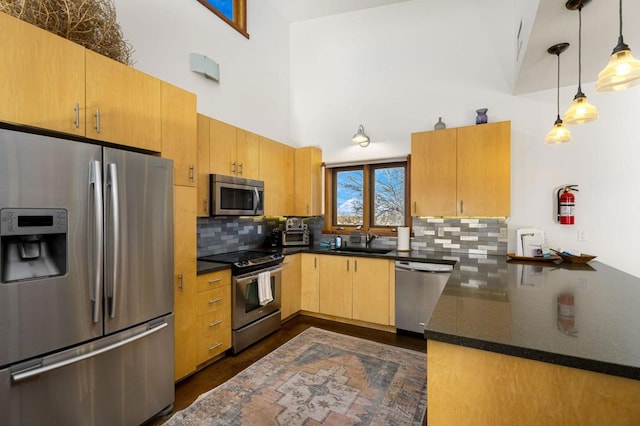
[197, 310, 231, 340]
[196, 330, 231, 365]
[196, 286, 230, 316]
[197, 270, 231, 293]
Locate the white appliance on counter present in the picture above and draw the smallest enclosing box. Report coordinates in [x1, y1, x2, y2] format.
[0, 127, 174, 426]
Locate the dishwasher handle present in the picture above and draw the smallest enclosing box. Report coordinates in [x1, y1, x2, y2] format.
[395, 261, 453, 273]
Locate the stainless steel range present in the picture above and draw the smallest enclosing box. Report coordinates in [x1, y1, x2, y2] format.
[199, 250, 283, 353]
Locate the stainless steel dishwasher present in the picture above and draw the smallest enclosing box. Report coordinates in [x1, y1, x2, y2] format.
[395, 260, 453, 335]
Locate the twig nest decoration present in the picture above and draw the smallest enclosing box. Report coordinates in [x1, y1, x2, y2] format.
[0, 0, 133, 65]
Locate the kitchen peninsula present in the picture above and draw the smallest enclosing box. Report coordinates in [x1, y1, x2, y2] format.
[424, 256, 640, 425]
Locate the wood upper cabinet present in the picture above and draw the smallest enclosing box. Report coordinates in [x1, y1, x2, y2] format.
[411, 128, 457, 216]
[236, 129, 260, 179]
[352, 258, 391, 325]
[300, 254, 320, 312]
[173, 186, 197, 381]
[281, 254, 302, 320]
[0, 12, 85, 136]
[85, 49, 162, 151]
[161, 82, 197, 187]
[208, 118, 260, 179]
[294, 147, 323, 216]
[196, 114, 211, 217]
[318, 255, 353, 319]
[259, 137, 294, 216]
[457, 122, 511, 216]
[411, 121, 511, 217]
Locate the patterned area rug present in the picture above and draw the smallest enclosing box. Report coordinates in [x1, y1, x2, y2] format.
[164, 327, 426, 425]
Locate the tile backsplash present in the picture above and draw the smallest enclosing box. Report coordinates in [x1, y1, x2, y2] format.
[411, 217, 507, 255]
[197, 216, 507, 257]
[197, 216, 324, 257]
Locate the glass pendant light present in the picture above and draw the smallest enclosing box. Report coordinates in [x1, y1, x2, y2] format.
[545, 43, 572, 144]
[563, 1, 598, 125]
[595, 0, 640, 92]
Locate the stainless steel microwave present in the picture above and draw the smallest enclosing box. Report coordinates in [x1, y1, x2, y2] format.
[209, 174, 264, 216]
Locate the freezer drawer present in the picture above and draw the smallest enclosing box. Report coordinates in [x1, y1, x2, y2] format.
[0, 315, 174, 426]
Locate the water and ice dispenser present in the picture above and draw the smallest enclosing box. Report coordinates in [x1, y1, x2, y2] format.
[0, 208, 68, 283]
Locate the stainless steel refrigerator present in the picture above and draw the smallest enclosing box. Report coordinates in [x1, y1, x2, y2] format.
[0, 127, 174, 425]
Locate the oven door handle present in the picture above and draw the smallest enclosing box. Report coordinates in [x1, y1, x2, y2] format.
[235, 266, 283, 283]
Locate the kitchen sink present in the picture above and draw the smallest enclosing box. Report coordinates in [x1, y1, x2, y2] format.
[334, 247, 392, 255]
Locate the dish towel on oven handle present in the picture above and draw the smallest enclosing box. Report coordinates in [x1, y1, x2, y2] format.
[258, 271, 273, 306]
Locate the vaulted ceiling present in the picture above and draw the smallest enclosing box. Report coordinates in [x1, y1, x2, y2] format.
[268, 0, 640, 95]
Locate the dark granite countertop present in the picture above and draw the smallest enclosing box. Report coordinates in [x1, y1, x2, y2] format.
[197, 260, 231, 275]
[425, 255, 640, 380]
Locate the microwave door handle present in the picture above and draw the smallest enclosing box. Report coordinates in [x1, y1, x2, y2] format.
[253, 187, 260, 214]
[106, 163, 119, 319]
[89, 160, 103, 324]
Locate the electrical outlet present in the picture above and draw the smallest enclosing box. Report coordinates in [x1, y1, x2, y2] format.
[437, 227, 445, 237]
[577, 229, 586, 241]
[258, 225, 263, 235]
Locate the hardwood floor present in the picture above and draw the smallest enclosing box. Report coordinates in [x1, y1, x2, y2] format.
[145, 314, 426, 425]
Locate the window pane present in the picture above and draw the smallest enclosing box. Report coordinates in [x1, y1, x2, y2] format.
[202, 0, 233, 20]
[336, 169, 363, 226]
[373, 166, 405, 227]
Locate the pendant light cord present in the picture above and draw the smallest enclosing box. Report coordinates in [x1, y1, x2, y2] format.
[619, 0, 623, 38]
[577, 6, 583, 93]
[556, 52, 561, 120]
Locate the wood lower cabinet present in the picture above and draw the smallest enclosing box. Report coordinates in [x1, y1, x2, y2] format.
[173, 186, 197, 381]
[194, 270, 231, 365]
[161, 82, 197, 187]
[1, 12, 85, 136]
[281, 254, 302, 320]
[411, 121, 511, 216]
[301, 254, 320, 312]
[352, 258, 391, 325]
[316, 255, 392, 326]
[85, 49, 162, 151]
[318, 255, 353, 318]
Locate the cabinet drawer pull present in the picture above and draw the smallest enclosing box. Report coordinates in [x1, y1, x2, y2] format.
[208, 342, 222, 351]
[209, 320, 223, 328]
[208, 297, 223, 304]
[208, 278, 223, 284]
[189, 164, 195, 182]
[355, 260, 358, 272]
[238, 162, 244, 175]
[178, 273, 184, 292]
[231, 161, 236, 174]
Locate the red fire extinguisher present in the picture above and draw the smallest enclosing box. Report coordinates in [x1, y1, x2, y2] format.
[557, 185, 579, 225]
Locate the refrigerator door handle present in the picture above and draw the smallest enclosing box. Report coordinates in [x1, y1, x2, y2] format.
[106, 163, 120, 319]
[10, 321, 168, 383]
[89, 160, 104, 324]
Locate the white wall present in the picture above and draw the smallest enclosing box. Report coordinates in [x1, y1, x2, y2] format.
[288, 0, 640, 277]
[113, 0, 290, 143]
